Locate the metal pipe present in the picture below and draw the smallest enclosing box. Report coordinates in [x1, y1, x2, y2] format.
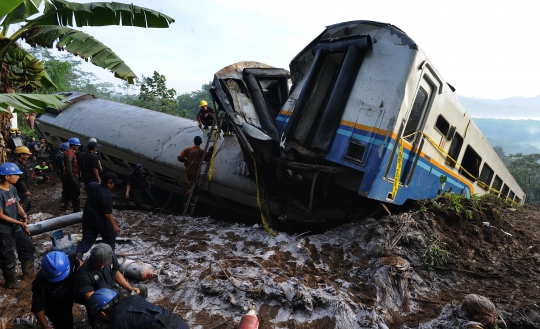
[28, 212, 83, 236]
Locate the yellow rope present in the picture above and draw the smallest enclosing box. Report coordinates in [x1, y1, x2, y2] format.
[250, 154, 277, 236]
[206, 127, 220, 191]
[392, 131, 515, 202]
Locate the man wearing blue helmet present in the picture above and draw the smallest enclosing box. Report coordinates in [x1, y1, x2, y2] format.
[63, 137, 81, 212]
[89, 288, 190, 329]
[0, 162, 35, 289]
[31, 250, 81, 329]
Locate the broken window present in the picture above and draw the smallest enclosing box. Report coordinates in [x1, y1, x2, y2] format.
[491, 175, 503, 194]
[294, 52, 345, 144]
[152, 172, 176, 185]
[404, 87, 429, 142]
[478, 163, 494, 190]
[445, 133, 463, 167]
[459, 146, 481, 182]
[435, 114, 450, 137]
[106, 154, 127, 168]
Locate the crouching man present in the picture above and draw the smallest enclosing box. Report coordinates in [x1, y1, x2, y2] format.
[32, 250, 81, 329]
[89, 288, 190, 329]
[76, 243, 147, 304]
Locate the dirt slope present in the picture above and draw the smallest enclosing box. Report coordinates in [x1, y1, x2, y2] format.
[1, 177, 539, 329]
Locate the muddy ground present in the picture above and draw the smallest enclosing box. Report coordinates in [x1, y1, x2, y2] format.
[1, 175, 540, 329]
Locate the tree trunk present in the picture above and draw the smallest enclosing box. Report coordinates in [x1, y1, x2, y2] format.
[0, 63, 15, 163]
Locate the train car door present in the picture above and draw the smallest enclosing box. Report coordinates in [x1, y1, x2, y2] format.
[386, 73, 436, 196]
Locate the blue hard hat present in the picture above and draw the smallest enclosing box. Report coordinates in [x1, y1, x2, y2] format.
[0, 162, 23, 175]
[68, 137, 81, 146]
[60, 142, 69, 150]
[41, 251, 70, 282]
[89, 288, 118, 315]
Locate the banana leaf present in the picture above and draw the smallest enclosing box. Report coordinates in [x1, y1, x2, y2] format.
[30, 26, 136, 83]
[1, 0, 41, 34]
[35, 0, 174, 28]
[0, 93, 65, 113]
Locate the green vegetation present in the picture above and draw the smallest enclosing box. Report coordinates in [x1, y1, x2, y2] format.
[422, 235, 450, 271]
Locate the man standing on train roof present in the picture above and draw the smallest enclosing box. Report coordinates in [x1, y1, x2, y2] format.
[177, 136, 204, 204]
[197, 100, 215, 129]
[75, 172, 122, 258]
[13, 146, 33, 213]
[63, 137, 81, 212]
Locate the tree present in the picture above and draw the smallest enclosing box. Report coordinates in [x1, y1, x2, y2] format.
[507, 153, 540, 203]
[493, 146, 511, 166]
[137, 71, 178, 114]
[177, 81, 212, 119]
[0, 0, 174, 161]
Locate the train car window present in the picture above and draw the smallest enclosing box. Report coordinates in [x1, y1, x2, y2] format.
[491, 175, 503, 194]
[404, 87, 428, 142]
[509, 191, 515, 200]
[344, 140, 366, 164]
[445, 133, 463, 167]
[515, 196, 521, 203]
[152, 171, 176, 185]
[459, 146, 482, 181]
[59, 137, 68, 142]
[478, 163, 494, 190]
[106, 154, 127, 168]
[435, 115, 450, 137]
[501, 184, 510, 196]
[127, 162, 137, 170]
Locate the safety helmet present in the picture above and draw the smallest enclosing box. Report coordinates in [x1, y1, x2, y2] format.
[14, 146, 32, 155]
[41, 251, 71, 282]
[60, 142, 69, 150]
[199, 100, 208, 107]
[135, 163, 144, 171]
[68, 137, 81, 146]
[10, 128, 18, 134]
[0, 162, 23, 175]
[89, 288, 118, 315]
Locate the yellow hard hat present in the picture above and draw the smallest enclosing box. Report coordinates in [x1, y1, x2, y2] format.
[199, 100, 208, 107]
[10, 128, 18, 134]
[14, 146, 32, 155]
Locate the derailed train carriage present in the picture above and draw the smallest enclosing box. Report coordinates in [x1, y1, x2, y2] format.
[35, 20, 524, 224]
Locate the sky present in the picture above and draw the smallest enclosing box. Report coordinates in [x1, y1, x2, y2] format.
[46, 0, 540, 100]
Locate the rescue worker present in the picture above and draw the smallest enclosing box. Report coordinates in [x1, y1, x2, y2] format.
[0, 162, 35, 289]
[63, 137, 81, 212]
[34, 137, 51, 162]
[89, 288, 190, 329]
[78, 141, 101, 186]
[32, 250, 81, 329]
[33, 160, 51, 183]
[75, 172, 122, 256]
[54, 142, 69, 178]
[76, 243, 147, 304]
[125, 163, 156, 209]
[13, 146, 33, 213]
[196, 100, 215, 129]
[177, 136, 204, 203]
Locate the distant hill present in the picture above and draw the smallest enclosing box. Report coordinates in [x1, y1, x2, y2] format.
[455, 94, 540, 154]
[457, 94, 540, 119]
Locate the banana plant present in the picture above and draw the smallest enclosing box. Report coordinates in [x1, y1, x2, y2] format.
[0, 0, 174, 112]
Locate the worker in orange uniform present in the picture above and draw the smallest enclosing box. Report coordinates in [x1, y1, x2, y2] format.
[177, 136, 204, 205]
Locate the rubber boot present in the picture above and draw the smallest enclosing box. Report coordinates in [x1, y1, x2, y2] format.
[21, 259, 35, 280]
[2, 267, 21, 289]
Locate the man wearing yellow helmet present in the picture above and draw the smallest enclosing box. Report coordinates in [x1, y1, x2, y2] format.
[196, 100, 215, 129]
[13, 146, 32, 213]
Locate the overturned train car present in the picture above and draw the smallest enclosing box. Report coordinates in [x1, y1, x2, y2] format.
[36, 20, 524, 223]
